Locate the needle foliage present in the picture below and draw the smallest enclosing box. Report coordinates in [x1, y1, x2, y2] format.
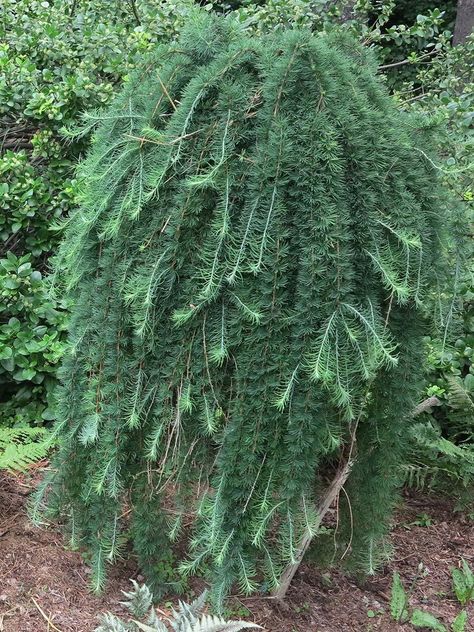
[38, 11, 455, 604]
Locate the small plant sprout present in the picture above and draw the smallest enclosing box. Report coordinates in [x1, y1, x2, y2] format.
[452, 559, 474, 606]
[389, 562, 471, 632]
[390, 572, 409, 623]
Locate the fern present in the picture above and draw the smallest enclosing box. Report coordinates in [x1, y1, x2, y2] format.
[178, 616, 258, 632]
[0, 426, 49, 471]
[405, 379, 474, 494]
[95, 614, 131, 632]
[121, 580, 154, 619]
[446, 377, 474, 439]
[95, 583, 259, 632]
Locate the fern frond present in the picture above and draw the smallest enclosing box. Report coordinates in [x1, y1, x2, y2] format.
[95, 612, 130, 632]
[181, 614, 260, 632]
[121, 580, 153, 618]
[0, 427, 50, 471]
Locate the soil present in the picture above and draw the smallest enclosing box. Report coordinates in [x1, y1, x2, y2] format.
[0, 468, 473, 632]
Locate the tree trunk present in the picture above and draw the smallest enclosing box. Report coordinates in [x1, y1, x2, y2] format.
[272, 460, 353, 601]
[272, 397, 442, 601]
[454, 0, 474, 45]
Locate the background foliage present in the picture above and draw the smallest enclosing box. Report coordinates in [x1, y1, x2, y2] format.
[0, 0, 193, 430]
[403, 23, 474, 504]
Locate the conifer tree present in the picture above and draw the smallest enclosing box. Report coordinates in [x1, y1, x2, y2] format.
[39, 11, 455, 604]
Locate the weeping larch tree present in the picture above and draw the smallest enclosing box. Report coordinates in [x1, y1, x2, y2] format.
[38, 11, 455, 605]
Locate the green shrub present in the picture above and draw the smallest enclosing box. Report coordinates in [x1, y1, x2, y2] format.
[37, 10, 460, 603]
[401, 34, 474, 503]
[0, 248, 66, 425]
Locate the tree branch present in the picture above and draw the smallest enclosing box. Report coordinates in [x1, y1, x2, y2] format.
[411, 396, 441, 417]
[378, 48, 438, 71]
[272, 460, 353, 600]
[1, 140, 34, 151]
[128, 0, 141, 26]
[272, 396, 442, 600]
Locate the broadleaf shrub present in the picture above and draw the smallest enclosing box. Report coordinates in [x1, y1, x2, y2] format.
[0, 0, 194, 427]
[400, 34, 474, 503]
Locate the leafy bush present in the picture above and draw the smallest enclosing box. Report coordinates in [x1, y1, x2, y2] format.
[400, 33, 474, 502]
[0, 0, 193, 427]
[233, 0, 454, 76]
[0, 248, 66, 424]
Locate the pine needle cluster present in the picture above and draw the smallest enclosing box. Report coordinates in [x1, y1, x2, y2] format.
[39, 12, 453, 603]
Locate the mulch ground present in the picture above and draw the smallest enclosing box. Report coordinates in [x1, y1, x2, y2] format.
[0, 469, 472, 632]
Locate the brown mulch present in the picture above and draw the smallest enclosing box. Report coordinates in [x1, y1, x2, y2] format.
[0, 470, 472, 632]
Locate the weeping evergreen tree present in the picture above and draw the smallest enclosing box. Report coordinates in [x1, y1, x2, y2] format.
[39, 11, 454, 604]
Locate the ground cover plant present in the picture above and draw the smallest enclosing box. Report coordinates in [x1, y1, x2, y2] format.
[33, 8, 465, 606]
[94, 582, 260, 632]
[389, 558, 473, 631]
[0, 425, 48, 471]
